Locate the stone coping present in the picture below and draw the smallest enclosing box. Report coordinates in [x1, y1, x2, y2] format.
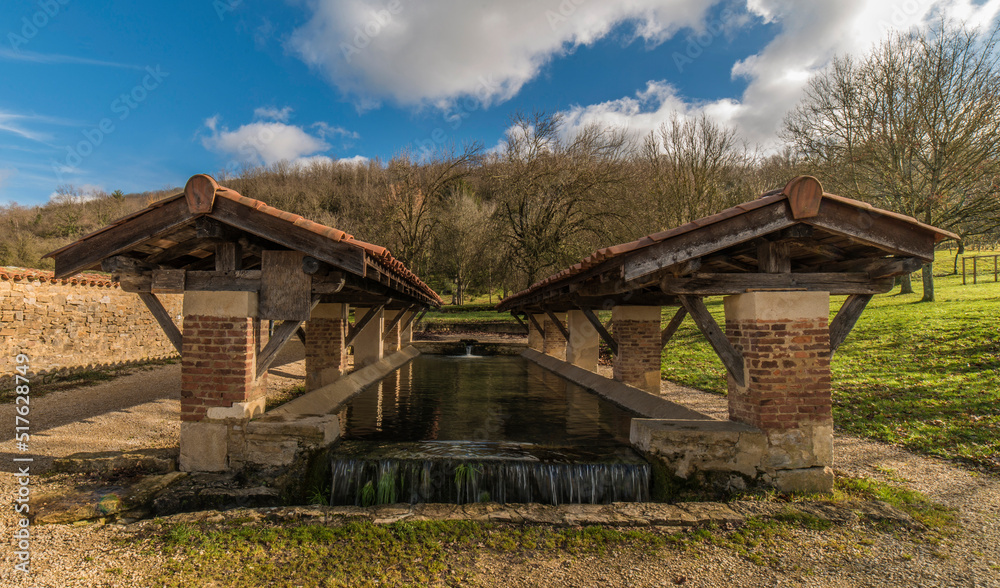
[521, 349, 713, 421]
[268, 346, 421, 416]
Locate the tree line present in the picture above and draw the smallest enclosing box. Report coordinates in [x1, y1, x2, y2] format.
[2, 22, 998, 303]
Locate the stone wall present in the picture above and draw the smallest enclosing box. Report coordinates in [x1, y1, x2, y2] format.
[0, 268, 181, 388]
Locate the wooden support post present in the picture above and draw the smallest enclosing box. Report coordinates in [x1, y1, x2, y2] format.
[829, 294, 872, 356]
[296, 326, 307, 345]
[256, 297, 320, 378]
[525, 313, 546, 338]
[138, 292, 182, 354]
[580, 307, 618, 356]
[511, 312, 528, 333]
[962, 256, 967, 285]
[660, 306, 687, 349]
[974, 256, 978, 285]
[382, 306, 411, 342]
[215, 242, 242, 272]
[544, 310, 569, 341]
[398, 308, 422, 340]
[345, 303, 385, 347]
[679, 295, 745, 386]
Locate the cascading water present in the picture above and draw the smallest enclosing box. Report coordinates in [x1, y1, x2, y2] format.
[329, 441, 650, 506]
[326, 355, 651, 506]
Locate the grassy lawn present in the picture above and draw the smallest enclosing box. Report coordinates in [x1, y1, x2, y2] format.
[660, 253, 1000, 471]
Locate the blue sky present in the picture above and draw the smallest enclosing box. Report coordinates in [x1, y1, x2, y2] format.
[1, 0, 997, 205]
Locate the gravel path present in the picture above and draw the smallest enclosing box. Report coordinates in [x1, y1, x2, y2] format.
[0, 357, 995, 587]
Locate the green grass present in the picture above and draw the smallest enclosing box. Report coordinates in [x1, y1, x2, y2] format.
[153, 520, 674, 587]
[835, 476, 957, 530]
[659, 252, 1000, 471]
[422, 305, 517, 324]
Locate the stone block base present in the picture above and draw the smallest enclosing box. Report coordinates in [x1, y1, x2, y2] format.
[179, 421, 228, 472]
[632, 418, 835, 494]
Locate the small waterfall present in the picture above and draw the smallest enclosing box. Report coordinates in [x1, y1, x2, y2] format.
[459, 339, 477, 357]
[328, 457, 651, 506]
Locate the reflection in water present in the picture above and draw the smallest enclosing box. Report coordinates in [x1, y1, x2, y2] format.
[338, 356, 635, 448]
[329, 355, 649, 505]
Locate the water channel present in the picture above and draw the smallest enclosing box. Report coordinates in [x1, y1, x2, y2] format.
[327, 354, 650, 506]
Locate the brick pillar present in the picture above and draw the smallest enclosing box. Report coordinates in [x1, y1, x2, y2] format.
[383, 310, 402, 354]
[305, 303, 348, 391]
[566, 310, 599, 371]
[353, 306, 384, 369]
[543, 312, 567, 360]
[400, 310, 415, 345]
[612, 306, 661, 393]
[180, 291, 265, 472]
[528, 314, 544, 351]
[724, 291, 834, 492]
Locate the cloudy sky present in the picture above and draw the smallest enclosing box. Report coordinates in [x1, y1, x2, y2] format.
[1, 0, 998, 204]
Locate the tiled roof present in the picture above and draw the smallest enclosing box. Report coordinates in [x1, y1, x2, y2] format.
[499, 180, 959, 308]
[45, 175, 441, 305]
[213, 186, 442, 305]
[0, 267, 116, 287]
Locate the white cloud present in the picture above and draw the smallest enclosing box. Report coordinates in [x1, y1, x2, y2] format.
[557, 0, 1000, 147]
[47, 183, 106, 202]
[253, 106, 294, 122]
[337, 154, 370, 165]
[201, 117, 332, 166]
[289, 0, 714, 108]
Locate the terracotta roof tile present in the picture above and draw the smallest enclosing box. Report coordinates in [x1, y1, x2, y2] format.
[0, 267, 116, 287]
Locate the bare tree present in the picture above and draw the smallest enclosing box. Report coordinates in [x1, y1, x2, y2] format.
[640, 114, 758, 232]
[784, 22, 1000, 301]
[489, 112, 633, 288]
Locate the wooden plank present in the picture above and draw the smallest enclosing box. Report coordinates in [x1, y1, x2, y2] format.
[623, 200, 795, 282]
[679, 295, 745, 386]
[345, 304, 385, 348]
[137, 292, 183, 355]
[312, 273, 346, 294]
[51, 196, 197, 278]
[867, 257, 924, 279]
[829, 294, 872, 356]
[209, 196, 367, 277]
[544, 310, 569, 341]
[215, 241, 242, 272]
[260, 250, 312, 321]
[150, 269, 185, 294]
[580, 307, 618, 356]
[660, 306, 687, 349]
[659, 272, 894, 295]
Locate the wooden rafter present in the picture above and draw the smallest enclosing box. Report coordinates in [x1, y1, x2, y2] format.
[525, 312, 545, 337]
[659, 272, 894, 296]
[544, 310, 569, 341]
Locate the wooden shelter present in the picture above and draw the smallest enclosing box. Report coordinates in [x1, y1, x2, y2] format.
[45, 174, 441, 472]
[499, 176, 957, 492]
